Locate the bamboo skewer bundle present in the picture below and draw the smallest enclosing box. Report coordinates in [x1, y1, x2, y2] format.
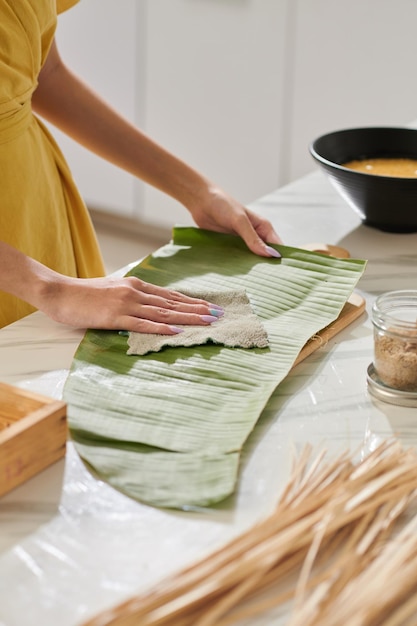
[84, 440, 417, 626]
[297, 512, 417, 625]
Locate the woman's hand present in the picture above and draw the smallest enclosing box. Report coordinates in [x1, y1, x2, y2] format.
[187, 186, 282, 258]
[37, 274, 224, 333]
[0, 241, 224, 333]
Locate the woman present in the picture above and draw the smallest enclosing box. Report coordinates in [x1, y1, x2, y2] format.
[0, 0, 281, 333]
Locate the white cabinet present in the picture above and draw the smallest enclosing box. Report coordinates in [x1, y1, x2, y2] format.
[52, 1, 417, 229]
[53, 0, 138, 217]
[139, 0, 288, 228]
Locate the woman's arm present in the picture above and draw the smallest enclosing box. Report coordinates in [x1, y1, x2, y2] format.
[0, 241, 223, 332]
[32, 40, 282, 257]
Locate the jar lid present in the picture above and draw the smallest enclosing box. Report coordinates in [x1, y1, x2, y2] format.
[367, 363, 417, 407]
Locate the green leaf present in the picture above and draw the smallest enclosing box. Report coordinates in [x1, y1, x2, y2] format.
[64, 228, 366, 508]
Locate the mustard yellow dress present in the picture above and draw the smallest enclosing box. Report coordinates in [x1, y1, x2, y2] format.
[0, 0, 105, 328]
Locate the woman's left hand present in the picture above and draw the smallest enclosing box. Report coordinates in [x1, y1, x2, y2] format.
[188, 186, 283, 258]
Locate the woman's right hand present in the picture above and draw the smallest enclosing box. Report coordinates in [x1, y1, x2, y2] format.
[37, 274, 223, 333]
[0, 241, 222, 333]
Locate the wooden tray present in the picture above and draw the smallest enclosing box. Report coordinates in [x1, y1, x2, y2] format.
[0, 383, 67, 497]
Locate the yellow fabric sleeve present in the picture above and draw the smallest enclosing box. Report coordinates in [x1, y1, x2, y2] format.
[56, 0, 80, 15]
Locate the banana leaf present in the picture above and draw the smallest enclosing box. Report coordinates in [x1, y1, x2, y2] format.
[64, 227, 366, 508]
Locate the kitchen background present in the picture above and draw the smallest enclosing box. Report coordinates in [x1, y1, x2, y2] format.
[52, 0, 417, 269]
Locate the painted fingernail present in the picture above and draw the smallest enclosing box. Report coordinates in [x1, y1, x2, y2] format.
[265, 245, 281, 258]
[209, 303, 223, 311]
[170, 326, 184, 333]
[209, 308, 224, 317]
[201, 315, 219, 323]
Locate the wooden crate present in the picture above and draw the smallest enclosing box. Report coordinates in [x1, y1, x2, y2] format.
[0, 382, 67, 497]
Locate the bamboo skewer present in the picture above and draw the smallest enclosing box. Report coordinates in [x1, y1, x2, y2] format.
[84, 439, 417, 626]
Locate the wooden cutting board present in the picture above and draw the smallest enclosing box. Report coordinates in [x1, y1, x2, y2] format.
[293, 291, 365, 367]
[293, 243, 366, 367]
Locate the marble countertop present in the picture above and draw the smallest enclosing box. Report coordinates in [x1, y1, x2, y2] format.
[1, 169, 417, 626]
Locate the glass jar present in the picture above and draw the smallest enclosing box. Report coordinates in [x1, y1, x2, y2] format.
[371, 290, 417, 392]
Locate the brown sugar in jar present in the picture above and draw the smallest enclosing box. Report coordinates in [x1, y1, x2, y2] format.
[372, 291, 417, 392]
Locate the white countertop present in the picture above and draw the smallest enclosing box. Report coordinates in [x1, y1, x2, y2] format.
[1, 169, 417, 626]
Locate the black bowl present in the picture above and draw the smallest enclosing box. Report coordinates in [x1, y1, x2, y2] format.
[309, 127, 417, 233]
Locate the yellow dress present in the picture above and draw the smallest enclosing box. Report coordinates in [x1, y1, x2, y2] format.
[0, 0, 105, 328]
